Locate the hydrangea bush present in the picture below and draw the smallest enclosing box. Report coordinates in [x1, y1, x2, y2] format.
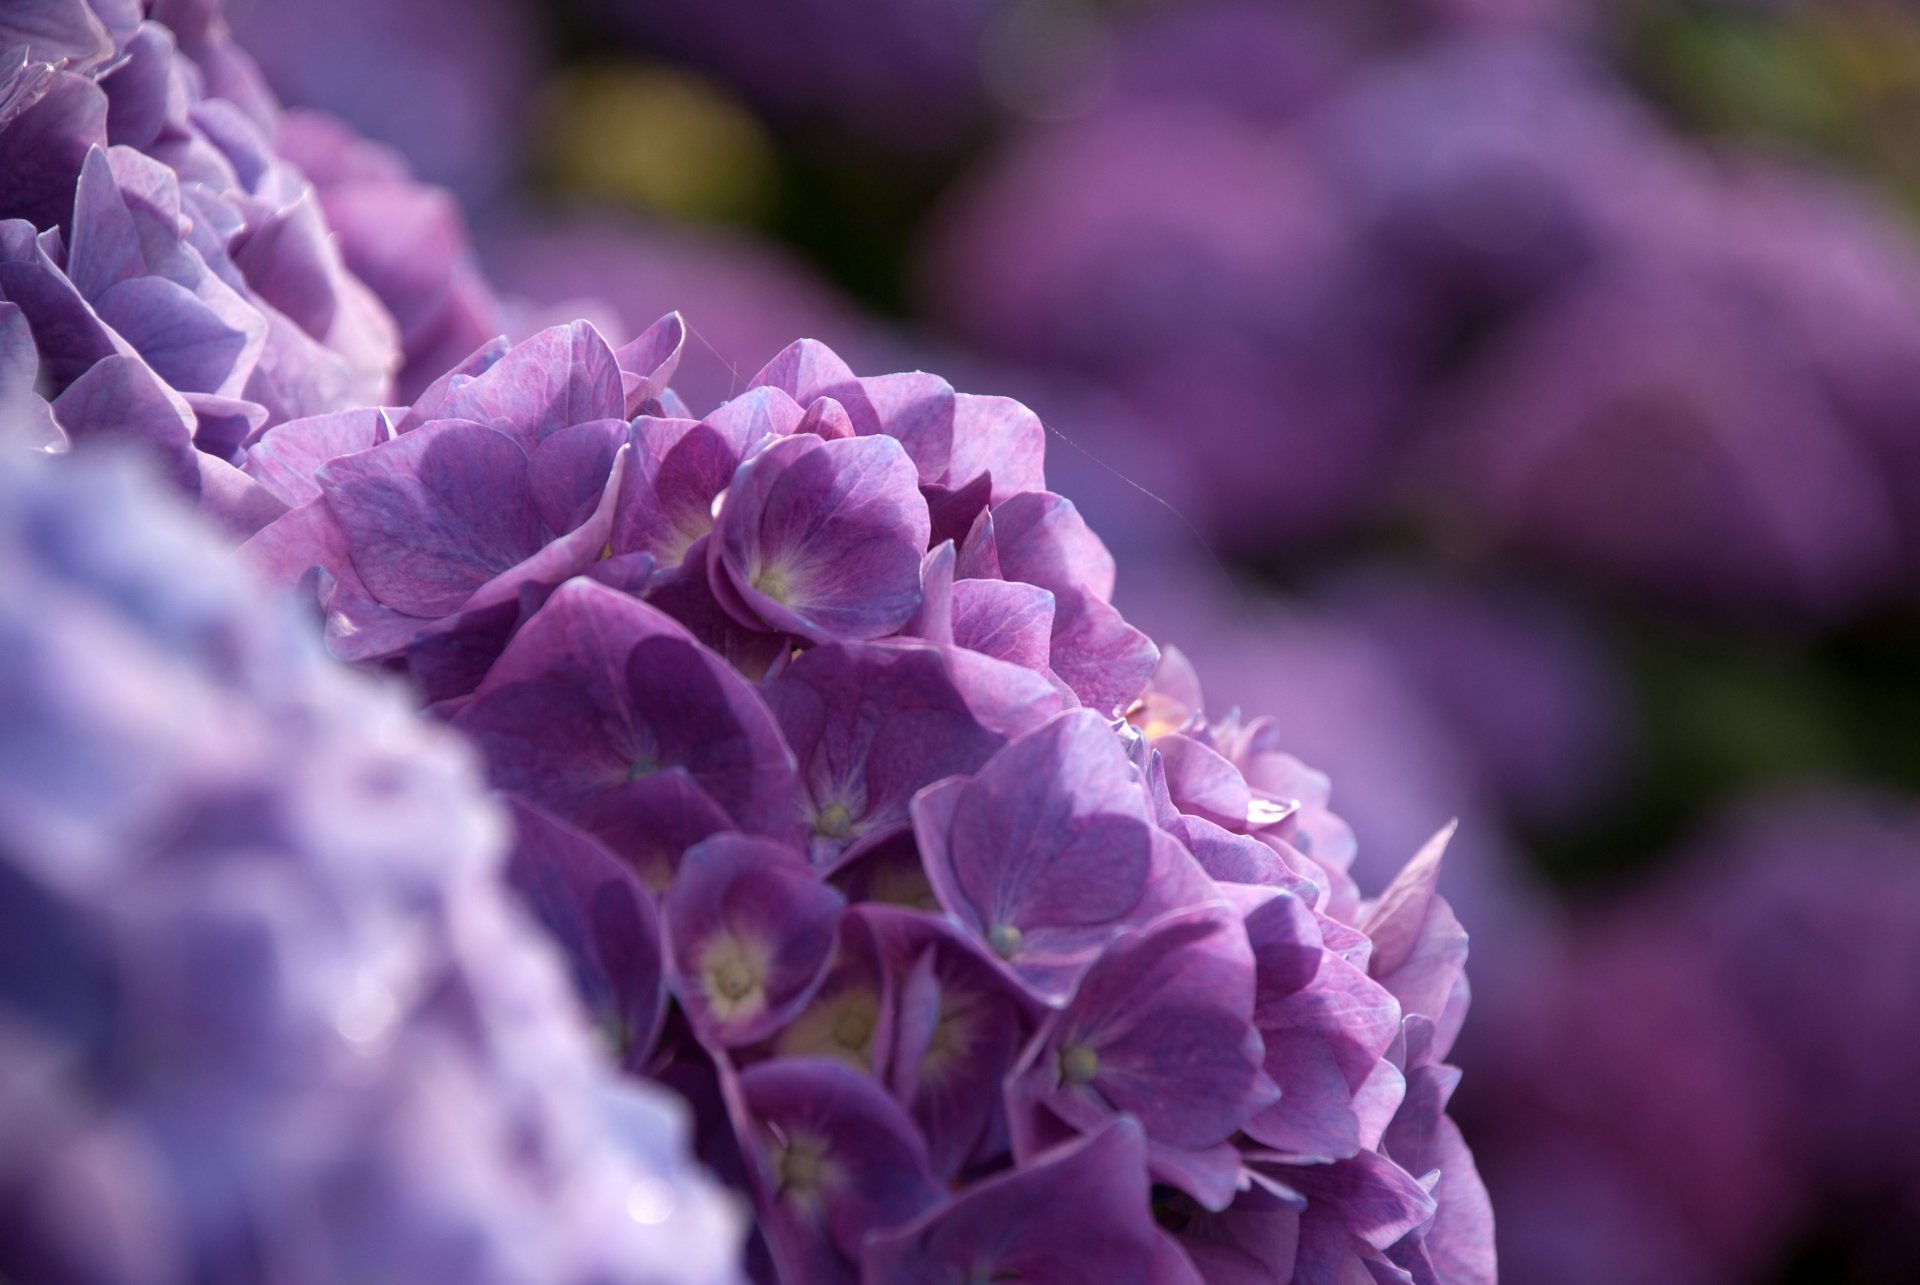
[238, 316, 1494, 1283]
[0, 445, 743, 1284]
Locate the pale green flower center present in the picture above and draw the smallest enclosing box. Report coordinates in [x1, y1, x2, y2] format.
[1059, 1043, 1100, 1085]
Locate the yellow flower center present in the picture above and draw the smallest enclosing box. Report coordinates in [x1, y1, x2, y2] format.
[699, 935, 771, 1022]
[813, 802, 856, 840]
[1059, 1043, 1100, 1085]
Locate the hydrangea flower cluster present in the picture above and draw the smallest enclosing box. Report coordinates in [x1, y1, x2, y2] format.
[238, 316, 1493, 1283]
[0, 444, 743, 1284]
[0, 0, 503, 501]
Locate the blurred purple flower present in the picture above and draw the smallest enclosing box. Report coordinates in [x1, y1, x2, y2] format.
[1430, 161, 1920, 621]
[1679, 794, 1920, 1232]
[1313, 34, 1701, 313]
[238, 330, 1494, 1283]
[0, 445, 744, 1284]
[227, 0, 538, 200]
[927, 97, 1416, 550]
[1323, 570, 1630, 829]
[1, 1, 407, 486]
[1460, 903, 1796, 1285]
[275, 110, 509, 402]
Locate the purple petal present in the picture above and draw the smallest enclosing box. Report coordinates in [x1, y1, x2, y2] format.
[413, 319, 623, 445]
[1049, 591, 1160, 717]
[1385, 1093, 1494, 1285]
[91, 273, 257, 396]
[192, 452, 285, 540]
[1157, 733, 1256, 830]
[51, 353, 198, 490]
[914, 710, 1163, 1002]
[862, 904, 1039, 1178]
[798, 395, 857, 441]
[1280, 1150, 1439, 1253]
[857, 370, 955, 483]
[947, 392, 1047, 500]
[179, 391, 265, 461]
[503, 797, 666, 1069]
[0, 1, 115, 68]
[615, 310, 684, 416]
[0, 218, 118, 394]
[642, 539, 792, 681]
[0, 71, 106, 233]
[1183, 814, 1299, 885]
[766, 640, 1061, 870]
[738, 1057, 943, 1279]
[1245, 950, 1403, 1162]
[861, 1118, 1159, 1285]
[403, 595, 528, 707]
[530, 417, 627, 534]
[1229, 882, 1323, 1012]
[768, 910, 889, 1074]
[662, 834, 841, 1047]
[951, 577, 1056, 672]
[902, 540, 955, 645]
[923, 470, 992, 550]
[394, 334, 508, 434]
[712, 431, 930, 642]
[614, 387, 810, 567]
[748, 338, 873, 429]
[319, 418, 545, 616]
[1009, 906, 1274, 1207]
[64, 146, 142, 300]
[241, 407, 390, 507]
[1360, 825, 1470, 1058]
[451, 578, 799, 864]
[1245, 1036, 1363, 1163]
[991, 490, 1117, 602]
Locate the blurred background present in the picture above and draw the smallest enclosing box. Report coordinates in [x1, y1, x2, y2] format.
[224, 0, 1920, 1280]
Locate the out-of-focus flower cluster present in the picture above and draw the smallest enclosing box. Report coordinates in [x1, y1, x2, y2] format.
[235, 315, 1494, 1284]
[926, 4, 1920, 625]
[0, 444, 743, 1284]
[0, 0, 504, 504]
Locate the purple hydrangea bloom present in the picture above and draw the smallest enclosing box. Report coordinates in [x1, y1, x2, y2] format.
[274, 110, 509, 402]
[1460, 899, 1796, 1285]
[1677, 794, 1920, 1251]
[710, 431, 930, 643]
[236, 331, 1493, 1283]
[242, 318, 682, 675]
[1313, 34, 1700, 312]
[926, 96, 1414, 551]
[1, 1, 402, 477]
[2, 0, 514, 521]
[1431, 159, 1920, 620]
[228, 0, 538, 201]
[0, 445, 744, 1284]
